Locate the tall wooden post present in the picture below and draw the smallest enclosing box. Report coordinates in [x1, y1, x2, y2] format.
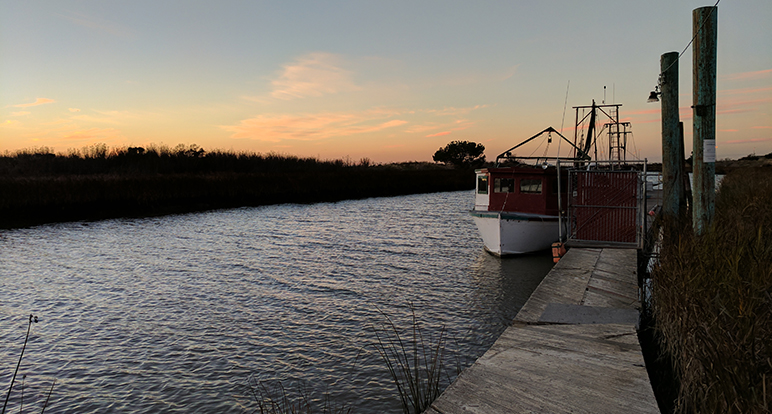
[660, 51, 683, 224]
[692, 6, 717, 234]
[679, 122, 690, 211]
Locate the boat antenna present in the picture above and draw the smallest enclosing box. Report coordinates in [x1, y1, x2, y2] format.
[556, 80, 569, 243]
[556, 80, 569, 162]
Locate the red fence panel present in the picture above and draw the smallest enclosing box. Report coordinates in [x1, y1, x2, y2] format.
[569, 170, 641, 246]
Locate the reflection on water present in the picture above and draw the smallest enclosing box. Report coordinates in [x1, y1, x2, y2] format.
[0, 191, 552, 413]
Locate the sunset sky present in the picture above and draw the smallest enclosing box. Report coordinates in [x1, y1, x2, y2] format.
[2, 1, 770, 163]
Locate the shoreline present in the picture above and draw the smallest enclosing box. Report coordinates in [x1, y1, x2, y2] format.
[0, 169, 474, 229]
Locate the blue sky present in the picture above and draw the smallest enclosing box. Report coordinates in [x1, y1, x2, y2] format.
[2, 1, 770, 162]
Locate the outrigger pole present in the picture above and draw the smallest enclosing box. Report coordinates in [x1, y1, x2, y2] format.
[495, 127, 590, 165]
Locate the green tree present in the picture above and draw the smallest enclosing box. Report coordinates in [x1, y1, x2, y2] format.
[432, 141, 485, 168]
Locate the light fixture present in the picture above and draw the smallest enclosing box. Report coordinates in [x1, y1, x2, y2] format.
[647, 75, 662, 103]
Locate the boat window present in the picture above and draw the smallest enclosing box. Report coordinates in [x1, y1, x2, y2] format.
[477, 176, 488, 194]
[494, 178, 515, 193]
[520, 179, 543, 194]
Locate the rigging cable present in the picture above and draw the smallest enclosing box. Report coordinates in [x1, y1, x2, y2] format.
[630, 130, 639, 160]
[577, 108, 587, 154]
[656, 0, 721, 86]
[556, 80, 570, 162]
[542, 131, 551, 160]
[556, 80, 570, 242]
[527, 134, 547, 158]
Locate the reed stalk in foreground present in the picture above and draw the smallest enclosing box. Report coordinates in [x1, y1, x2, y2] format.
[372, 304, 458, 414]
[247, 377, 350, 414]
[2, 314, 56, 414]
[651, 168, 772, 413]
[2, 315, 37, 414]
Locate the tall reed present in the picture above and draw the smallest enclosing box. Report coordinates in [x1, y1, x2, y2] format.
[247, 378, 350, 414]
[651, 167, 772, 413]
[0, 144, 473, 228]
[2, 315, 55, 414]
[372, 305, 458, 414]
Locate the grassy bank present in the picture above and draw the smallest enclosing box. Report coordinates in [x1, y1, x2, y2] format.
[646, 151, 772, 174]
[0, 145, 474, 228]
[651, 167, 772, 413]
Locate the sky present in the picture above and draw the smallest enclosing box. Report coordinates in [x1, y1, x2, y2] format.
[2, 1, 770, 163]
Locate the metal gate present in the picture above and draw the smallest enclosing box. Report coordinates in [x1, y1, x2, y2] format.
[566, 168, 646, 248]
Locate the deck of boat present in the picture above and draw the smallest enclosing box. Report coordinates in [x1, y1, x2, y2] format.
[424, 248, 659, 414]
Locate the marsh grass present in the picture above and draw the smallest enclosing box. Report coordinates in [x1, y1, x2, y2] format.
[372, 305, 459, 414]
[652, 167, 772, 413]
[0, 145, 472, 228]
[247, 378, 351, 414]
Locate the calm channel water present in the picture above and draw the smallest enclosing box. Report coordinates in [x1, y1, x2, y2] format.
[1, 191, 553, 413]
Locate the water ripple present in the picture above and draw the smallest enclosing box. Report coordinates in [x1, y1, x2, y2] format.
[0, 191, 553, 413]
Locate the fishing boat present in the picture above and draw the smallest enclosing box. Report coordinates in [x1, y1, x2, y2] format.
[470, 127, 579, 255]
[471, 101, 634, 255]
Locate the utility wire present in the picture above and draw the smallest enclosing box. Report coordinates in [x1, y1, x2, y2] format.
[658, 0, 721, 82]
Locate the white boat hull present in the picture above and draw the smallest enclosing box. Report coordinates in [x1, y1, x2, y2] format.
[471, 211, 564, 256]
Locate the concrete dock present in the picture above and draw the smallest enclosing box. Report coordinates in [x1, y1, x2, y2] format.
[424, 248, 659, 414]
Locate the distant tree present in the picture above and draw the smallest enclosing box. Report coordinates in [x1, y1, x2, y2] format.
[127, 147, 145, 156]
[432, 141, 485, 168]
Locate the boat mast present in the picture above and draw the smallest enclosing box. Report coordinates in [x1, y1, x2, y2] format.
[572, 101, 625, 166]
[584, 100, 596, 159]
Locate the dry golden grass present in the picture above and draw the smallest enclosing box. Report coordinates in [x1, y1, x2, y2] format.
[652, 167, 772, 413]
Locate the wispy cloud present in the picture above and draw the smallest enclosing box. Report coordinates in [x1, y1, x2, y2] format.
[270, 52, 360, 100]
[426, 105, 488, 117]
[223, 110, 406, 142]
[58, 11, 134, 38]
[724, 69, 772, 81]
[404, 105, 484, 137]
[500, 65, 520, 81]
[752, 126, 772, 129]
[725, 138, 772, 144]
[717, 97, 772, 116]
[630, 93, 771, 124]
[623, 108, 660, 116]
[71, 109, 146, 124]
[419, 66, 520, 89]
[11, 111, 31, 117]
[227, 93, 487, 143]
[719, 87, 772, 96]
[69, 108, 81, 112]
[12, 98, 55, 108]
[62, 127, 122, 141]
[3, 114, 124, 145]
[402, 124, 440, 134]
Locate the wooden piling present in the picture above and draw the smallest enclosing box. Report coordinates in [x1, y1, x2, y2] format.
[660, 51, 683, 225]
[692, 6, 718, 234]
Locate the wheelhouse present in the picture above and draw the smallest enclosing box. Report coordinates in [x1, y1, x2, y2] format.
[474, 166, 567, 216]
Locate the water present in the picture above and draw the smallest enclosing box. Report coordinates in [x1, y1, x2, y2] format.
[0, 191, 553, 413]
